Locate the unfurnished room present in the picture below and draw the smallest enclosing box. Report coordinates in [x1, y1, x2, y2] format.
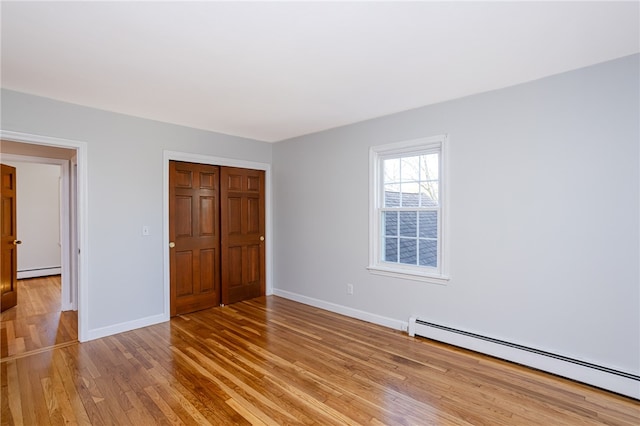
[0, 1, 639, 424]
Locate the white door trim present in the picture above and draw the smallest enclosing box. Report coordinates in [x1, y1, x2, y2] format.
[1, 130, 89, 342]
[163, 151, 273, 319]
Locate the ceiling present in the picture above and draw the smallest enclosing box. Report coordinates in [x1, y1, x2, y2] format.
[2, 1, 638, 143]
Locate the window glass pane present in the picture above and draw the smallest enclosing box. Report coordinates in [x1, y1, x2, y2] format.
[383, 158, 401, 184]
[401, 182, 420, 207]
[420, 181, 439, 206]
[421, 153, 439, 181]
[399, 211, 417, 237]
[384, 237, 398, 262]
[419, 239, 437, 267]
[384, 184, 400, 207]
[399, 238, 417, 265]
[383, 211, 398, 236]
[419, 211, 437, 238]
[401, 156, 421, 183]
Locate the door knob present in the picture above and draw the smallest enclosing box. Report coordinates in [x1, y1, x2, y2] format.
[13, 240, 22, 245]
[260, 236, 265, 241]
[169, 242, 175, 248]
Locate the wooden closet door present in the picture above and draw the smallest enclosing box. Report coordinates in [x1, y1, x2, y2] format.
[220, 167, 265, 305]
[169, 161, 220, 316]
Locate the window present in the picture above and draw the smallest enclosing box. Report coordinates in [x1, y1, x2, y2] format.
[369, 135, 449, 283]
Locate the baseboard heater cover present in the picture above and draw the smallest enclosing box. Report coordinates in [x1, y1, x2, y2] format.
[17, 267, 61, 279]
[408, 317, 640, 400]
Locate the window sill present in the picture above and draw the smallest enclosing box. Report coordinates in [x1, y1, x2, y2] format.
[367, 265, 450, 285]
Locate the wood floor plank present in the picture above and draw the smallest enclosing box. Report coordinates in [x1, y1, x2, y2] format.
[23, 353, 54, 425]
[2, 295, 639, 425]
[2, 362, 20, 426]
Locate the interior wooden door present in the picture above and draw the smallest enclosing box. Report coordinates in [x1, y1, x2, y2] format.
[169, 161, 221, 316]
[1, 164, 19, 312]
[220, 167, 265, 305]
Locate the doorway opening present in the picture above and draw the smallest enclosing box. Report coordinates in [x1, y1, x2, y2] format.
[0, 157, 77, 359]
[0, 131, 88, 347]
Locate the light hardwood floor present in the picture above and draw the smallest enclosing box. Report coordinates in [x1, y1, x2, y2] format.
[0, 276, 77, 360]
[1, 295, 639, 425]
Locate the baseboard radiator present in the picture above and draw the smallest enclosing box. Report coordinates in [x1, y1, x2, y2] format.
[17, 267, 62, 279]
[408, 317, 640, 400]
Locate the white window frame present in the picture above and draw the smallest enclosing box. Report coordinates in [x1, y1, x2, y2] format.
[368, 135, 450, 284]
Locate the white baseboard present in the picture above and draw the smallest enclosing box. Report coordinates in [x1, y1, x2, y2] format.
[409, 317, 640, 400]
[18, 267, 62, 279]
[84, 312, 169, 342]
[273, 289, 408, 331]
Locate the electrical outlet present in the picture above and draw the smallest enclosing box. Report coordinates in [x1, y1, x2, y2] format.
[347, 283, 354, 295]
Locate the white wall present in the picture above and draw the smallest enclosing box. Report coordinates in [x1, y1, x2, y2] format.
[1, 91, 272, 335]
[6, 162, 62, 276]
[273, 54, 640, 377]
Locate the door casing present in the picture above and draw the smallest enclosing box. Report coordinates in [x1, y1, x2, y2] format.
[163, 151, 272, 320]
[0, 130, 88, 341]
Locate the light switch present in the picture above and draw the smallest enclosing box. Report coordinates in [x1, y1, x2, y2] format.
[142, 225, 150, 236]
